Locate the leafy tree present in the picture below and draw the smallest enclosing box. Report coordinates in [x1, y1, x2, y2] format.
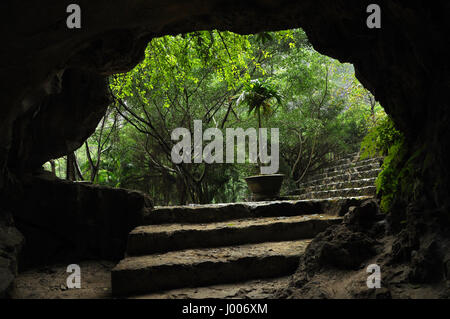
[42, 28, 385, 204]
[235, 79, 282, 171]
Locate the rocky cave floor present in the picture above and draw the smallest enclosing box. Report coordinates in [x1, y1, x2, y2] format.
[11, 236, 449, 300]
[11, 261, 114, 299]
[10, 199, 450, 300]
[11, 260, 290, 299]
[278, 236, 450, 299]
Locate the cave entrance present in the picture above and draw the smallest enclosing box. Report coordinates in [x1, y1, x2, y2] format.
[43, 28, 388, 206]
[6, 2, 450, 300]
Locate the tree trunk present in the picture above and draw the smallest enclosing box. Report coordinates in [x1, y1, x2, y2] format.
[66, 153, 76, 181]
[257, 106, 262, 169]
[50, 160, 56, 175]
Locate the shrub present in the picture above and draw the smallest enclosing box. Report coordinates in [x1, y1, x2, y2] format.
[360, 115, 404, 212]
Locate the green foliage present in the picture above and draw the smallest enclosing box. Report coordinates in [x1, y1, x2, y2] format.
[236, 79, 282, 122]
[375, 137, 405, 212]
[360, 115, 402, 159]
[43, 28, 386, 205]
[110, 30, 256, 104]
[360, 113, 405, 212]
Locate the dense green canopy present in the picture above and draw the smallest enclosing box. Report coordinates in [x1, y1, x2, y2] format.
[45, 28, 387, 205]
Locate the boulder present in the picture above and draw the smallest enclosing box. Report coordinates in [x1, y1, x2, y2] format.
[0, 211, 24, 298]
[11, 171, 152, 269]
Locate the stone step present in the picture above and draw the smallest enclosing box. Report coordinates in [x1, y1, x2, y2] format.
[281, 195, 373, 202]
[278, 196, 374, 216]
[297, 168, 381, 189]
[297, 186, 376, 200]
[132, 276, 291, 299]
[298, 177, 376, 194]
[319, 157, 382, 174]
[330, 153, 360, 167]
[144, 198, 364, 225]
[305, 162, 381, 182]
[302, 163, 381, 184]
[127, 214, 342, 256]
[112, 239, 310, 296]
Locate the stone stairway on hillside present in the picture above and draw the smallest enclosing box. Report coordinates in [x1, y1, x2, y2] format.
[287, 152, 382, 200]
[111, 153, 382, 298]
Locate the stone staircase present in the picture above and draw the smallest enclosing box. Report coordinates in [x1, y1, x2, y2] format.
[111, 198, 370, 297]
[288, 153, 382, 200]
[111, 153, 382, 298]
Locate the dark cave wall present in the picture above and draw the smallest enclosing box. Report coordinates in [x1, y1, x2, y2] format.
[8, 69, 110, 175]
[13, 171, 153, 269]
[0, 0, 450, 296]
[0, 211, 24, 297]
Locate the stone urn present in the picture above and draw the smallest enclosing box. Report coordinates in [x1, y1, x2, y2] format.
[245, 174, 285, 201]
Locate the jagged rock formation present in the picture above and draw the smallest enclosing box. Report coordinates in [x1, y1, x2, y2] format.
[1, 1, 450, 298]
[13, 171, 153, 269]
[278, 200, 450, 299]
[291, 153, 382, 200]
[111, 198, 368, 296]
[0, 211, 24, 298]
